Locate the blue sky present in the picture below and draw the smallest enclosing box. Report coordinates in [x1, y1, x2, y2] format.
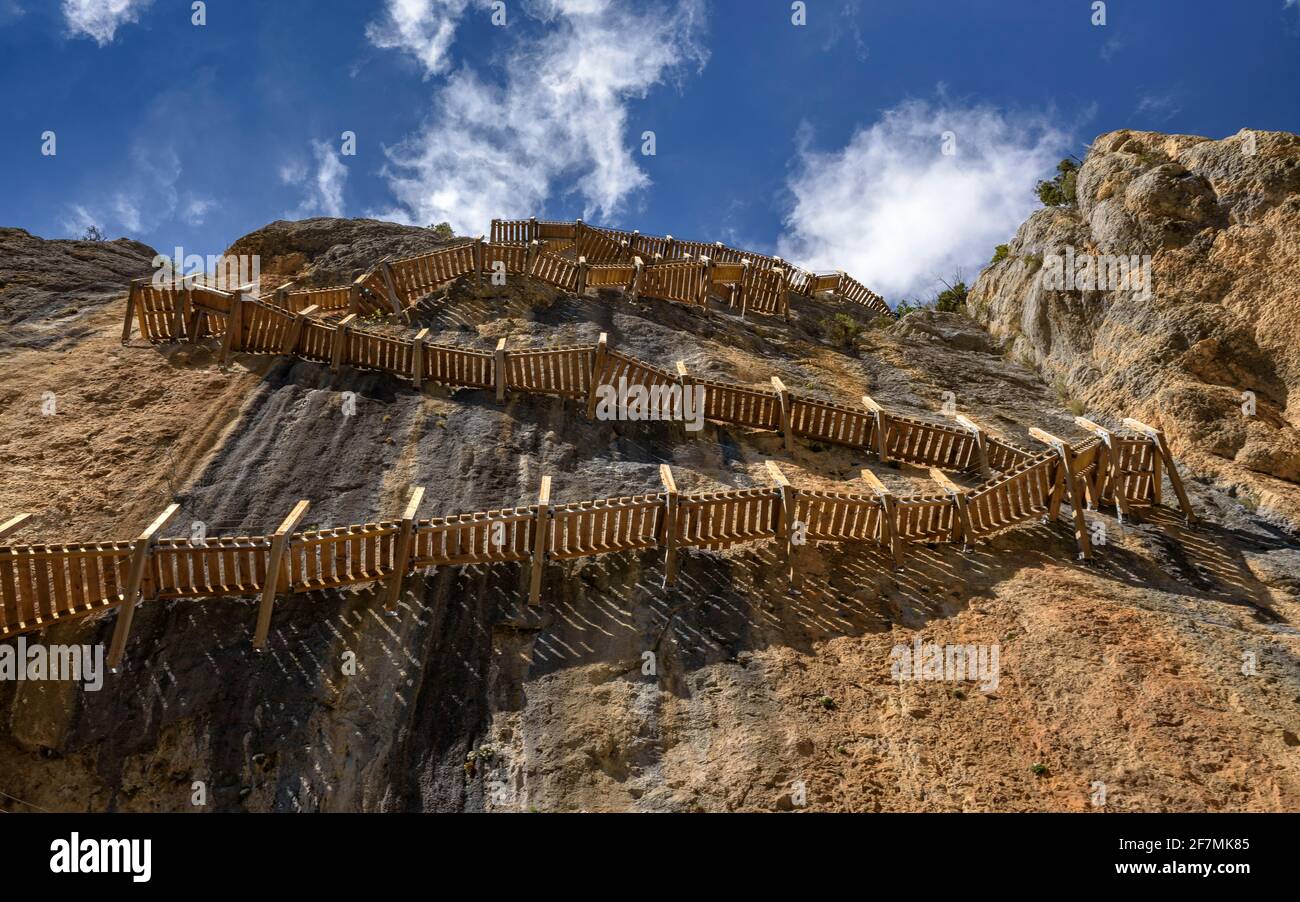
[1, 0, 1298, 302]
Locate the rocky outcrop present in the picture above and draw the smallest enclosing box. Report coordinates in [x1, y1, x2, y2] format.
[970, 129, 1300, 529]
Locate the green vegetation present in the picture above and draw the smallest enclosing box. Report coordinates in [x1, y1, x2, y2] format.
[991, 244, 1009, 264]
[825, 312, 864, 348]
[819, 696, 836, 710]
[1036, 157, 1080, 207]
[81, 225, 106, 241]
[428, 221, 455, 241]
[894, 279, 968, 318]
[1031, 763, 1049, 776]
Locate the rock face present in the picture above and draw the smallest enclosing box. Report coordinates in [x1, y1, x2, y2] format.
[970, 129, 1300, 529]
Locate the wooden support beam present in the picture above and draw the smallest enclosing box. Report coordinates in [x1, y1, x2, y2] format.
[1029, 428, 1092, 560]
[1123, 418, 1196, 523]
[253, 500, 311, 650]
[738, 260, 750, 318]
[659, 465, 680, 587]
[629, 257, 644, 302]
[930, 468, 973, 546]
[121, 279, 142, 343]
[766, 460, 801, 590]
[377, 260, 403, 314]
[384, 487, 425, 613]
[861, 469, 902, 568]
[1075, 416, 1118, 514]
[862, 393, 890, 464]
[331, 313, 357, 373]
[575, 255, 589, 294]
[697, 255, 713, 311]
[474, 235, 485, 288]
[220, 295, 245, 365]
[955, 414, 990, 477]
[281, 304, 320, 357]
[0, 513, 32, 541]
[411, 328, 428, 388]
[528, 476, 551, 606]
[106, 503, 181, 670]
[771, 376, 794, 455]
[495, 337, 509, 403]
[526, 239, 539, 274]
[586, 332, 609, 421]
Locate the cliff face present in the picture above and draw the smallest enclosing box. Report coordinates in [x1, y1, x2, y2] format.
[970, 129, 1300, 529]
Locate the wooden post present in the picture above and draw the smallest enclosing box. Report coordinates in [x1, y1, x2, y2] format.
[331, 313, 357, 373]
[281, 304, 320, 357]
[660, 465, 680, 587]
[526, 239, 539, 275]
[955, 414, 990, 478]
[220, 294, 245, 365]
[474, 235, 485, 288]
[121, 279, 143, 342]
[253, 500, 311, 650]
[529, 216, 538, 243]
[771, 376, 794, 455]
[495, 337, 508, 403]
[1029, 428, 1093, 561]
[738, 260, 751, 318]
[766, 460, 801, 590]
[575, 255, 589, 295]
[384, 487, 424, 613]
[528, 476, 551, 606]
[1123, 418, 1196, 523]
[930, 468, 973, 547]
[1075, 416, 1119, 517]
[675, 360, 692, 427]
[106, 503, 181, 670]
[378, 260, 402, 314]
[0, 513, 32, 540]
[861, 469, 903, 568]
[585, 332, 609, 421]
[349, 272, 369, 312]
[664, 235, 676, 259]
[862, 394, 890, 464]
[411, 328, 428, 389]
[698, 255, 713, 310]
[630, 257, 644, 302]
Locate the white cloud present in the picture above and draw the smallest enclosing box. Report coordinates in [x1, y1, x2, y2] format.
[62, 0, 152, 45]
[282, 141, 348, 218]
[366, 0, 477, 77]
[369, 0, 708, 235]
[777, 99, 1069, 303]
[1135, 92, 1182, 122]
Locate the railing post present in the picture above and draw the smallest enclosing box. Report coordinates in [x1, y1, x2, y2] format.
[282, 303, 319, 357]
[495, 337, 508, 402]
[220, 294, 245, 365]
[664, 234, 676, 258]
[385, 487, 425, 613]
[1029, 427, 1093, 561]
[526, 239, 539, 275]
[1075, 416, 1120, 519]
[766, 460, 801, 591]
[349, 272, 370, 313]
[529, 216, 538, 243]
[698, 255, 713, 311]
[253, 500, 311, 650]
[528, 476, 551, 606]
[474, 235, 486, 288]
[738, 260, 751, 317]
[586, 332, 608, 420]
[862, 393, 890, 464]
[660, 465, 679, 587]
[629, 256, 644, 302]
[771, 376, 794, 455]
[1123, 417, 1196, 524]
[861, 469, 902, 568]
[106, 503, 181, 670]
[331, 313, 357, 373]
[955, 413, 990, 478]
[411, 328, 428, 389]
[575, 255, 589, 294]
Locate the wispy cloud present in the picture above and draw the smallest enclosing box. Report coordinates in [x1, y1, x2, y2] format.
[281, 140, 348, 218]
[1134, 91, 1182, 123]
[62, 0, 152, 45]
[368, 0, 709, 234]
[365, 0, 478, 78]
[776, 98, 1069, 303]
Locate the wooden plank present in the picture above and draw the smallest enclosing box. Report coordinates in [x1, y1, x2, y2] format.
[411, 328, 428, 388]
[862, 393, 890, 464]
[253, 500, 311, 649]
[0, 514, 32, 541]
[384, 487, 424, 612]
[528, 476, 551, 606]
[378, 261, 402, 313]
[121, 279, 142, 342]
[766, 461, 801, 590]
[106, 503, 181, 670]
[861, 469, 902, 566]
[955, 414, 990, 476]
[495, 338, 508, 403]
